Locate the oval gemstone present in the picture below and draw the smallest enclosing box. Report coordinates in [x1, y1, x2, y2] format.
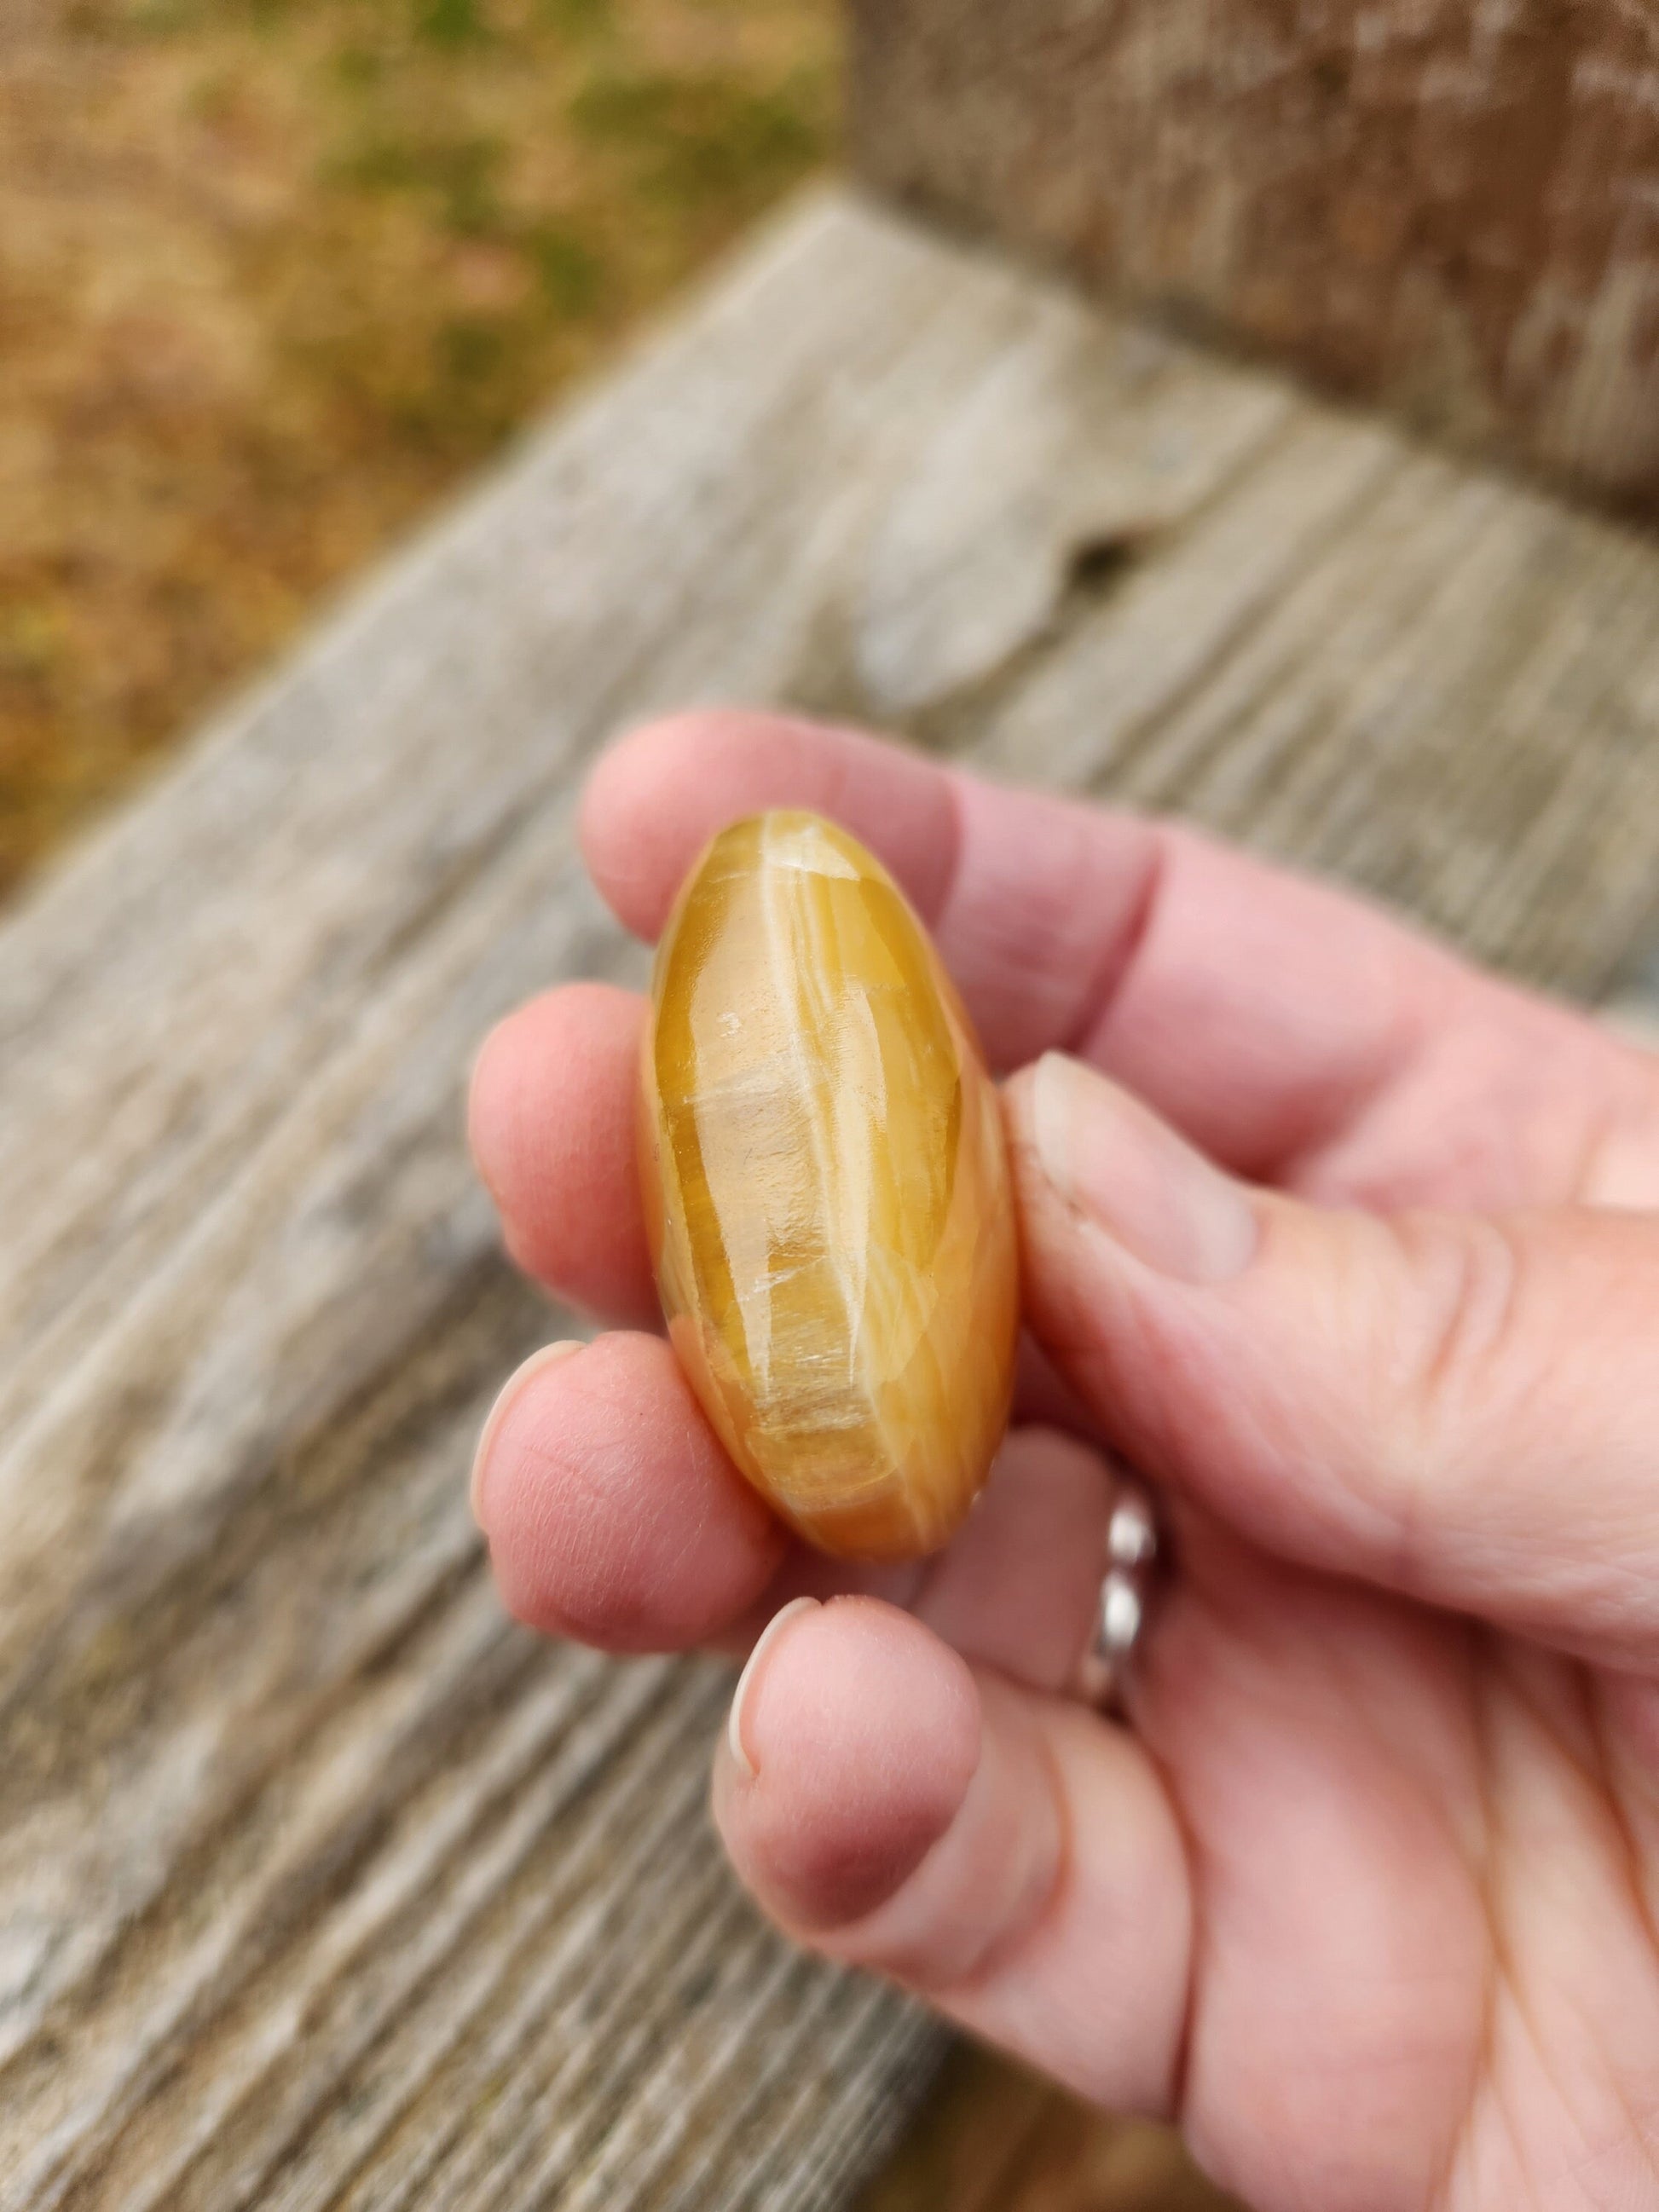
[639, 810, 1019, 1559]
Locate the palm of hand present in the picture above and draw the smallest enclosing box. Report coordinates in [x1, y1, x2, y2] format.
[468, 713, 1659, 2212]
[1144, 1152, 1659, 2209]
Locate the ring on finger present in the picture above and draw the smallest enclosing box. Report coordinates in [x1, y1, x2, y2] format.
[1073, 1479, 1160, 1713]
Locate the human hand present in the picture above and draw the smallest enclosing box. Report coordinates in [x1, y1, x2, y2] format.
[467, 712, 1659, 2212]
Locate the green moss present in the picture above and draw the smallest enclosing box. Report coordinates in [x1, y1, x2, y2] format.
[536, 0, 613, 33]
[436, 314, 511, 389]
[526, 222, 606, 315]
[0, 606, 65, 685]
[413, 0, 491, 48]
[658, 78, 823, 208]
[567, 64, 676, 140]
[332, 42, 385, 89]
[331, 130, 507, 237]
[119, 0, 207, 32]
[569, 66, 827, 214]
[434, 136, 506, 234]
[185, 65, 243, 121]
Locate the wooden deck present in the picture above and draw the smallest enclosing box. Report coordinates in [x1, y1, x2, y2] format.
[3, 185, 1658, 2209]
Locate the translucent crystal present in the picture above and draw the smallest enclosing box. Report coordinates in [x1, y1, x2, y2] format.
[639, 811, 1019, 1559]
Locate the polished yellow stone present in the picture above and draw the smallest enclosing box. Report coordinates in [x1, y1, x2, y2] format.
[639, 810, 1019, 1560]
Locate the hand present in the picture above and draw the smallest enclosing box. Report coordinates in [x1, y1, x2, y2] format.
[467, 712, 1659, 2212]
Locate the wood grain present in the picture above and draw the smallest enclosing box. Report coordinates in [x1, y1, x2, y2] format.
[849, 0, 1659, 517]
[3, 186, 1659, 2207]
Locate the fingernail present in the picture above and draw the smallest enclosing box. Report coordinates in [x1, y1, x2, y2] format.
[470, 1339, 585, 1528]
[465, 1020, 512, 1203]
[1029, 1052, 1257, 1283]
[727, 1597, 821, 1781]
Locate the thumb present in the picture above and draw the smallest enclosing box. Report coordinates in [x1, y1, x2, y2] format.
[1005, 1051, 1659, 1668]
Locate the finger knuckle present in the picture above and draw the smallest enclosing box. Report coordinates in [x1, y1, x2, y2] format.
[1381, 1211, 1529, 1545]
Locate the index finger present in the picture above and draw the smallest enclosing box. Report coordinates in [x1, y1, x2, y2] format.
[581, 711, 1640, 1196]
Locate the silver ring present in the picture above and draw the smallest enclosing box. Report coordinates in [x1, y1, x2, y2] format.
[1074, 1481, 1160, 1712]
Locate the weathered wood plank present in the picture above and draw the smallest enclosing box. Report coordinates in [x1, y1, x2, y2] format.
[848, 0, 1659, 515]
[965, 433, 1659, 993]
[3, 185, 1659, 2209]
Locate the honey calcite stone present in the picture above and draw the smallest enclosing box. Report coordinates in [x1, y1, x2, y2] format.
[639, 811, 1019, 1560]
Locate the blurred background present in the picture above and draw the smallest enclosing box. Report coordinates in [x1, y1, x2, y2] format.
[0, 0, 836, 900]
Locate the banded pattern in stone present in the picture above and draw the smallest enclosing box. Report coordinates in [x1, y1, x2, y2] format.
[640, 810, 1019, 1558]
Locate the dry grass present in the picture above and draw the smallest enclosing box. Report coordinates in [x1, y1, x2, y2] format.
[0, 0, 838, 896]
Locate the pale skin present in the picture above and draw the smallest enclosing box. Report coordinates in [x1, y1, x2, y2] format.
[467, 711, 1659, 2212]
